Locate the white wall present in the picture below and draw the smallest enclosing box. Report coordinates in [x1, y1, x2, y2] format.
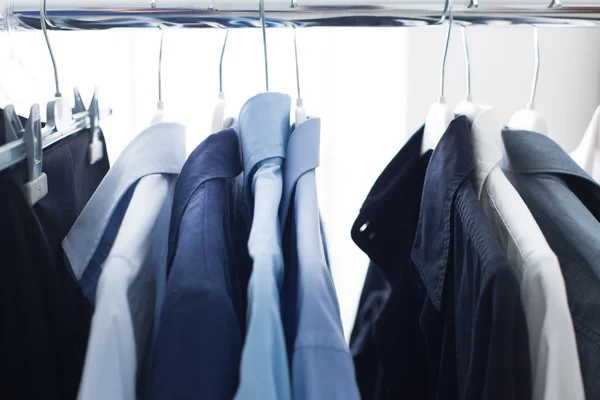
[407, 26, 600, 151]
[0, 25, 598, 338]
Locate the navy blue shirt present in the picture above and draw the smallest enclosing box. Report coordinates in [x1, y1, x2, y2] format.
[411, 116, 531, 400]
[501, 129, 600, 398]
[0, 111, 109, 399]
[150, 126, 251, 400]
[351, 117, 532, 400]
[350, 127, 432, 400]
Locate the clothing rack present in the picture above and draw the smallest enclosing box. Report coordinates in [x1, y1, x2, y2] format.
[6, 1, 600, 30]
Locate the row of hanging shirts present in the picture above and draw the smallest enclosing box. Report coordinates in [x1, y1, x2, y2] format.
[347, 2, 600, 400]
[2, 0, 600, 399]
[0, 0, 361, 399]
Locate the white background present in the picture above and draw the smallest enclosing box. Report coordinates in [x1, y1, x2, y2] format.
[1, 25, 599, 338]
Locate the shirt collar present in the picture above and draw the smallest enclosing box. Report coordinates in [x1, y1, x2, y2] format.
[63, 122, 186, 280]
[470, 108, 504, 198]
[280, 117, 320, 223]
[238, 92, 290, 180]
[351, 126, 431, 279]
[168, 124, 243, 263]
[501, 128, 599, 188]
[411, 115, 475, 310]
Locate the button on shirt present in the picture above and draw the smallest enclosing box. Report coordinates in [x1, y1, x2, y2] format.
[280, 118, 360, 399]
[235, 92, 292, 400]
[502, 128, 600, 399]
[411, 116, 531, 400]
[470, 110, 583, 400]
[63, 123, 186, 400]
[150, 125, 251, 400]
[350, 127, 432, 400]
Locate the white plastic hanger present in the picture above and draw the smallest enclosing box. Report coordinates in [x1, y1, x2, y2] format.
[422, 0, 455, 155]
[454, 24, 484, 122]
[40, 0, 73, 135]
[570, 105, 600, 176]
[41, 0, 106, 165]
[455, 18, 501, 173]
[211, 28, 231, 133]
[151, 28, 165, 125]
[42, 0, 110, 163]
[292, 25, 307, 126]
[507, 25, 548, 135]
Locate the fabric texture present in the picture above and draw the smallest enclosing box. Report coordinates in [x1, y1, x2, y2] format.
[235, 92, 292, 400]
[410, 116, 531, 400]
[150, 125, 251, 400]
[351, 117, 531, 400]
[280, 118, 359, 399]
[0, 170, 86, 400]
[63, 122, 186, 400]
[39, 126, 111, 398]
[470, 110, 583, 400]
[0, 113, 109, 399]
[350, 127, 432, 400]
[502, 128, 600, 399]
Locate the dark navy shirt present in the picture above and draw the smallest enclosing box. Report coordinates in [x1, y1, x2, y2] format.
[351, 117, 532, 400]
[502, 129, 600, 398]
[350, 127, 432, 400]
[150, 126, 251, 400]
[0, 112, 109, 399]
[411, 116, 531, 400]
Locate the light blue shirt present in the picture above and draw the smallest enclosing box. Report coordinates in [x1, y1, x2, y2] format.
[62, 122, 186, 400]
[235, 93, 292, 400]
[281, 118, 360, 399]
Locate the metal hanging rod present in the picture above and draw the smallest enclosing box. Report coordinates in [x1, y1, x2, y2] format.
[6, 1, 600, 29]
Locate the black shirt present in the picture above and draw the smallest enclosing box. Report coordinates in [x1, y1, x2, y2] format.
[351, 126, 432, 400]
[411, 116, 530, 400]
[0, 123, 109, 399]
[0, 171, 69, 399]
[351, 117, 532, 400]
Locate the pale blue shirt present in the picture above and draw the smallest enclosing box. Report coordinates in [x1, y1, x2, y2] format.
[280, 118, 360, 399]
[234, 93, 292, 400]
[62, 123, 186, 400]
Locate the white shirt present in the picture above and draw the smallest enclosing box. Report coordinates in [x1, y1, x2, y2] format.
[62, 122, 186, 400]
[571, 105, 600, 181]
[470, 110, 585, 400]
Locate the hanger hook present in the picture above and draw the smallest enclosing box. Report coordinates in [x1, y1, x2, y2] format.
[460, 24, 471, 98]
[438, 0, 449, 24]
[293, 25, 301, 100]
[158, 27, 164, 103]
[530, 25, 540, 107]
[439, 0, 453, 99]
[40, 0, 60, 97]
[259, 0, 269, 92]
[219, 28, 229, 93]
